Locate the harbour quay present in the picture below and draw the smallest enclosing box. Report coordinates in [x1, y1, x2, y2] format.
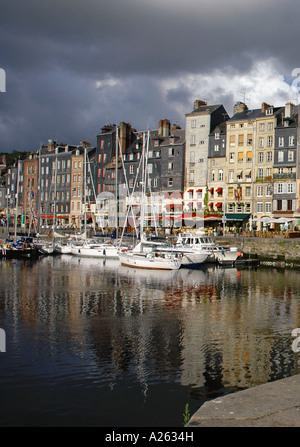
[187, 373, 300, 427]
[215, 234, 300, 267]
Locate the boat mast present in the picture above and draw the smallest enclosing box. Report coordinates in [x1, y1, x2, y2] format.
[115, 125, 119, 240]
[140, 131, 150, 239]
[14, 159, 20, 240]
[53, 148, 58, 233]
[84, 146, 87, 239]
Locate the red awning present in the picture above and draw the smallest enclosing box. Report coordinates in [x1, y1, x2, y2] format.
[40, 214, 54, 219]
[216, 187, 223, 193]
[208, 202, 213, 207]
[196, 189, 202, 193]
[216, 202, 223, 208]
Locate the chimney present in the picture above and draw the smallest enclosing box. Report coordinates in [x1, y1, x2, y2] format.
[233, 102, 248, 115]
[80, 141, 91, 148]
[285, 102, 295, 118]
[158, 119, 164, 137]
[162, 119, 170, 137]
[171, 123, 181, 134]
[47, 139, 55, 152]
[119, 122, 132, 153]
[261, 102, 272, 113]
[194, 99, 207, 110]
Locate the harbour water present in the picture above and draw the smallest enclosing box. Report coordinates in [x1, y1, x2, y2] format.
[0, 256, 300, 427]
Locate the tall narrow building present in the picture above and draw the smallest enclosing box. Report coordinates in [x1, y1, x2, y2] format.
[184, 100, 229, 223]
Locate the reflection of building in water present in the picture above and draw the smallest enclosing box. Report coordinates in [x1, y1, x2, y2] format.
[2, 257, 300, 399]
[180, 267, 299, 391]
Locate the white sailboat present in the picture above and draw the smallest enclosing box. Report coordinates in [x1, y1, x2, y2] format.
[118, 131, 181, 270]
[130, 236, 208, 267]
[118, 249, 182, 270]
[71, 239, 119, 258]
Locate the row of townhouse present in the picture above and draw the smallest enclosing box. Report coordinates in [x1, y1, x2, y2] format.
[1, 98, 300, 232]
[186, 99, 300, 230]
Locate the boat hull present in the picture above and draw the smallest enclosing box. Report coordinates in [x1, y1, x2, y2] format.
[0, 247, 40, 259]
[71, 245, 119, 258]
[118, 252, 181, 270]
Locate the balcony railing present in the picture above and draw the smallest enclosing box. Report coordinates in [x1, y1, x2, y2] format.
[273, 172, 296, 179]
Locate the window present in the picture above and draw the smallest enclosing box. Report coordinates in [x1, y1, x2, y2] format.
[168, 147, 174, 156]
[168, 178, 173, 187]
[247, 151, 252, 161]
[278, 151, 284, 162]
[268, 123, 273, 131]
[279, 137, 284, 147]
[259, 137, 264, 148]
[129, 165, 134, 175]
[289, 136, 295, 146]
[277, 183, 283, 193]
[258, 152, 264, 163]
[191, 135, 196, 145]
[168, 162, 174, 171]
[229, 153, 234, 163]
[147, 164, 153, 174]
[265, 202, 272, 213]
[215, 132, 220, 140]
[247, 134, 253, 145]
[267, 152, 272, 162]
[257, 202, 263, 212]
[190, 151, 195, 163]
[259, 123, 265, 132]
[267, 136, 273, 147]
[238, 135, 244, 146]
[218, 170, 223, 181]
[238, 152, 243, 162]
[191, 119, 196, 128]
[190, 171, 194, 183]
[230, 135, 235, 146]
[245, 186, 251, 196]
[214, 145, 220, 152]
[288, 150, 294, 161]
[257, 185, 263, 197]
[266, 185, 272, 196]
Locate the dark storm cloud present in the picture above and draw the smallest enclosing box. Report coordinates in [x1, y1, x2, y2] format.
[0, 0, 300, 151]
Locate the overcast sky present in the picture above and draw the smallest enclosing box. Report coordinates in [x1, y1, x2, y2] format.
[1, 0, 300, 152]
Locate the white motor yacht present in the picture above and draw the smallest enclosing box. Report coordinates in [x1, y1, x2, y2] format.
[177, 233, 240, 265]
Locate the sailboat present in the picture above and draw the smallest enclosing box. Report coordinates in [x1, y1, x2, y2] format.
[0, 160, 40, 259]
[118, 131, 182, 270]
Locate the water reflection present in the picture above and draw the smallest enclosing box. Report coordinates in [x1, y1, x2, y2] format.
[1, 256, 300, 426]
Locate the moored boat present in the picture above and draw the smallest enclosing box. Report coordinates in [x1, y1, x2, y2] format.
[71, 240, 119, 258]
[176, 232, 240, 265]
[0, 238, 40, 259]
[118, 250, 182, 270]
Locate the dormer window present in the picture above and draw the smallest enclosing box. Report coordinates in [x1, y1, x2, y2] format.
[266, 108, 273, 115]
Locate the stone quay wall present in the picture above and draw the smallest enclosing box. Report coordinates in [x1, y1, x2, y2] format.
[215, 235, 300, 268]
